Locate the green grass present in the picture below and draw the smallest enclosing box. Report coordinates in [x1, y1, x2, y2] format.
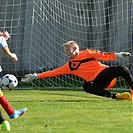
[0, 89, 132, 133]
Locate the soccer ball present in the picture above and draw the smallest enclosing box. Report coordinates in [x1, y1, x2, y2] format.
[1, 74, 18, 90]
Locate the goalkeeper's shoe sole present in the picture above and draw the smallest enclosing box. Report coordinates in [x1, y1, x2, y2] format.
[0, 120, 10, 131]
[116, 92, 130, 100]
[9, 107, 27, 119]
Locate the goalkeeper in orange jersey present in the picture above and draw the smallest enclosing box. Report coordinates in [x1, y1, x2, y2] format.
[22, 40, 133, 100]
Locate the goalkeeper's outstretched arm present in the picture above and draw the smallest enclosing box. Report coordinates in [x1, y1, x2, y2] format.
[21, 50, 131, 83]
[21, 41, 131, 83]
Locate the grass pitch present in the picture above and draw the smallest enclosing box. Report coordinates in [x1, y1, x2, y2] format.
[0, 89, 132, 133]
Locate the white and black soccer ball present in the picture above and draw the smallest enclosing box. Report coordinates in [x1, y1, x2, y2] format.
[1, 74, 18, 90]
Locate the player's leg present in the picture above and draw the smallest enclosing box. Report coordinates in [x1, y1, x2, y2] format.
[0, 91, 14, 114]
[0, 91, 27, 119]
[0, 111, 10, 131]
[0, 70, 27, 119]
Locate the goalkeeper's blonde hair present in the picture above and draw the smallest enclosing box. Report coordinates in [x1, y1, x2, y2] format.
[63, 41, 79, 48]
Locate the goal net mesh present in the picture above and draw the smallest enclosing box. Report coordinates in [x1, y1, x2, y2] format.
[0, 0, 132, 89]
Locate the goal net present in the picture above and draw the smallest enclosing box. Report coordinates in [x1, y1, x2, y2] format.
[0, 0, 132, 89]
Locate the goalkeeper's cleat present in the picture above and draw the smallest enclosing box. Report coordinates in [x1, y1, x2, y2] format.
[116, 92, 130, 100]
[9, 107, 27, 119]
[0, 120, 10, 131]
[21, 73, 38, 82]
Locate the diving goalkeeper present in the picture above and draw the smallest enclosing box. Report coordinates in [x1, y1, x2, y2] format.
[22, 40, 133, 100]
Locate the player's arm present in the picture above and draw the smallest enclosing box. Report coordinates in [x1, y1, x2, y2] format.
[1, 46, 18, 62]
[0, 31, 18, 62]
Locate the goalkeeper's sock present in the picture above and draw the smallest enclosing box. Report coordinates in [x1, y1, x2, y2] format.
[0, 94, 14, 115]
[111, 93, 117, 99]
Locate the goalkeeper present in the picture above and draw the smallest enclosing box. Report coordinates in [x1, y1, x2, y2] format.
[0, 31, 27, 131]
[22, 40, 132, 100]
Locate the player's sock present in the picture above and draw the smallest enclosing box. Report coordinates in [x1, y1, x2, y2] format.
[0, 93, 14, 115]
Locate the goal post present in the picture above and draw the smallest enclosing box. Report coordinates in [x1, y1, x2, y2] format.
[132, 2, 133, 84]
[0, 0, 132, 89]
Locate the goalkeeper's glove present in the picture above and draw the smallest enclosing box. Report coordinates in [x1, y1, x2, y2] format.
[116, 52, 131, 58]
[21, 73, 38, 82]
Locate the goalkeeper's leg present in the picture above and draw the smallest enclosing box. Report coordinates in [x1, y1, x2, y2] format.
[92, 66, 133, 100]
[83, 82, 130, 100]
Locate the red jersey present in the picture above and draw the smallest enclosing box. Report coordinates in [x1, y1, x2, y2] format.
[38, 48, 117, 81]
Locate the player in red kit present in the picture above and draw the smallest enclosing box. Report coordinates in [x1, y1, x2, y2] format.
[0, 31, 27, 131]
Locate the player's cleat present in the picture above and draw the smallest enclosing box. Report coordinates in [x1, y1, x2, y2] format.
[9, 107, 27, 119]
[130, 88, 133, 100]
[0, 120, 10, 131]
[116, 92, 130, 100]
[21, 73, 37, 82]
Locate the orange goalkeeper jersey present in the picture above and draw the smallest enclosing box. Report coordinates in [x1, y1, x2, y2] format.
[38, 48, 117, 81]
